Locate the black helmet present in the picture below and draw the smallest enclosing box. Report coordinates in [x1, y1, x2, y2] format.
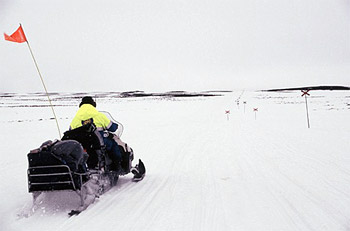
[79, 96, 96, 108]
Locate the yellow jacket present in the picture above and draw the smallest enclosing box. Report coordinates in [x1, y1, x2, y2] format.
[70, 104, 113, 131]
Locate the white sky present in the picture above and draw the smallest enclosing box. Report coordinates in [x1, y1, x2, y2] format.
[0, 0, 349, 92]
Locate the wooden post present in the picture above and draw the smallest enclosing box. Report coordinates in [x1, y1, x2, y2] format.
[253, 108, 258, 120]
[225, 110, 230, 121]
[301, 90, 310, 128]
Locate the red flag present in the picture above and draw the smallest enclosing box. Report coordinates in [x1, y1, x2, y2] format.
[4, 25, 27, 43]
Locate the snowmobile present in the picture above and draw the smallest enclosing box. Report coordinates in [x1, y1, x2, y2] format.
[26, 112, 146, 216]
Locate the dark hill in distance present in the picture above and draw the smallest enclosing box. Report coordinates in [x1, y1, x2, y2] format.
[265, 86, 350, 92]
[118, 90, 225, 98]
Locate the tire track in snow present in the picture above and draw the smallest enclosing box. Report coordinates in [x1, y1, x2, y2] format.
[237, 123, 350, 230]
[188, 127, 230, 231]
[239, 128, 320, 230]
[265, 130, 350, 228]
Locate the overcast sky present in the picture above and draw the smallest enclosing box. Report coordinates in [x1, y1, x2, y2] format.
[0, 0, 349, 93]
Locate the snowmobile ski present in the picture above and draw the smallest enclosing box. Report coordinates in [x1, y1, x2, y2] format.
[68, 210, 81, 216]
[132, 173, 145, 182]
[131, 159, 146, 182]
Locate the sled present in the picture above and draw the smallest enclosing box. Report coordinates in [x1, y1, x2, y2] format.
[26, 114, 145, 215]
[27, 149, 89, 205]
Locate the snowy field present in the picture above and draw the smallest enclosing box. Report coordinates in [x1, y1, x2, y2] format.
[1, 90, 350, 231]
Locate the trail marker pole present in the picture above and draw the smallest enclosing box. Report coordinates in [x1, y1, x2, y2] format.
[225, 110, 230, 121]
[253, 108, 258, 120]
[301, 90, 311, 128]
[243, 101, 247, 113]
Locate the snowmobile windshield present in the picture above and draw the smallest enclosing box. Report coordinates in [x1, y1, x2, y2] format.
[100, 111, 124, 138]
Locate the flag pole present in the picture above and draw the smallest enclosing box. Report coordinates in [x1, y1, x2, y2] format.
[21, 24, 62, 138]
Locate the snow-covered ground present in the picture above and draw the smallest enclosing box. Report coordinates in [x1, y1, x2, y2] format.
[1, 90, 350, 231]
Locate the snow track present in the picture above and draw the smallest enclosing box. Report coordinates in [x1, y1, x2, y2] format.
[1, 90, 350, 230]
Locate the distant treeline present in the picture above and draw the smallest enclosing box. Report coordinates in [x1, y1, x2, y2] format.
[265, 86, 350, 92]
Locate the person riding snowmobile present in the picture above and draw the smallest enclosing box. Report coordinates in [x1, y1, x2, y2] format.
[70, 96, 145, 180]
[70, 96, 123, 171]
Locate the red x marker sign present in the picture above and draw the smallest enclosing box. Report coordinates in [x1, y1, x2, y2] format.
[225, 110, 230, 114]
[253, 108, 258, 111]
[301, 90, 310, 97]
